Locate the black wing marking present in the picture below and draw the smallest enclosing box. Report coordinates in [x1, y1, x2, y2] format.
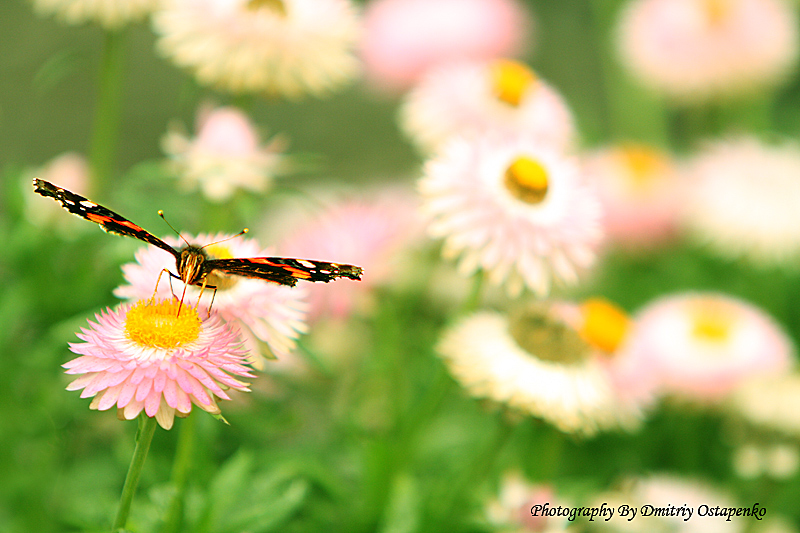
[205, 257, 364, 287]
[32, 178, 180, 260]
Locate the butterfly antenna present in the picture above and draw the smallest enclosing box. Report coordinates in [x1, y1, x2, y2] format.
[158, 210, 191, 248]
[200, 228, 249, 250]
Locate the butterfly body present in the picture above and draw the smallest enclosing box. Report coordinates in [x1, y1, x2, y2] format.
[32, 178, 363, 288]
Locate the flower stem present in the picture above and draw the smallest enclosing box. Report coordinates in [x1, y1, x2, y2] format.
[112, 414, 158, 533]
[160, 414, 197, 533]
[89, 30, 126, 199]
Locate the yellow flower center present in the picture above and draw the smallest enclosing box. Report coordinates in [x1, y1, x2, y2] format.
[508, 305, 589, 364]
[702, 0, 732, 26]
[504, 156, 549, 204]
[579, 298, 630, 353]
[689, 299, 737, 343]
[491, 59, 538, 107]
[125, 299, 201, 349]
[616, 145, 670, 189]
[246, 0, 287, 16]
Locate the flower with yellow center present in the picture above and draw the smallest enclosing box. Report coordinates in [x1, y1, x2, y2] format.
[152, 0, 361, 97]
[115, 233, 309, 370]
[419, 133, 603, 296]
[64, 299, 253, 429]
[437, 304, 644, 435]
[623, 292, 793, 402]
[583, 144, 683, 247]
[616, 0, 799, 101]
[400, 59, 575, 154]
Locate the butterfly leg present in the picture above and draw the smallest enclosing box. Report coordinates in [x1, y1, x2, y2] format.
[152, 268, 181, 302]
[193, 278, 218, 317]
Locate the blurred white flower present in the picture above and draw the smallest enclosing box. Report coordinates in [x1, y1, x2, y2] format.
[684, 137, 800, 267]
[437, 305, 644, 436]
[153, 0, 361, 97]
[617, 0, 799, 101]
[401, 59, 575, 154]
[419, 133, 602, 297]
[31, 0, 158, 28]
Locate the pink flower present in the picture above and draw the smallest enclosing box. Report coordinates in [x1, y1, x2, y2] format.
[64, 299, 253, 430]
[27, 152, 91, 231]
[401, 59, 575, 154]
[583, 144, 684, 248]
[623, 292, 794, 402]
[278, 192, 422, 320]
[361, 0, 532, 92]
[617, 0, 799, 101]
[114, 233, 309, 370]
[162, 106, 288, 202]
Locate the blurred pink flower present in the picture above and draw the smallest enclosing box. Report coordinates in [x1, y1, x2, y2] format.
[162, 106, 288, 202]
[114, 233, 309, 370]
[684, 137, 800, 267]
[624, 292, 793, 402]
[361, 0, 532, 92]
[64, 299, 253, 430]
[617, 0, 799, 101]
[583, 144, 684, 248]
[153, 0, 361, 97]
[419, 133, 603, 297]
[31, 0, 158, 28]
[486, 473, 568, 532]
[27, 152, 91, 231]
[278, 193, 423, 320]
[401, 59, 575, 154]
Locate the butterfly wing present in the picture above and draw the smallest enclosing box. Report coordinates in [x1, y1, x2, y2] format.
[205, 257, 364, 287]
[33, 178, 180, 260]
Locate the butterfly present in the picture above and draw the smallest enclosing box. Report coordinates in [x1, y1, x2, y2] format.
[33, 178, 363, 305]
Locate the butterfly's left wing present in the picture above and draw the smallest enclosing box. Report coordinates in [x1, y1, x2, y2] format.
[205, 257, 363, 287]
[32, 178, 181, 260]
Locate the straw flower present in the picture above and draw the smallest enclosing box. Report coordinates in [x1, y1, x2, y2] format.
[114, 233, 309, 370]
[626, 292, 793, 402]
[684, 137, 800, 268]
[437, 304, 643, 435]
[64, 299, 253, 429]
[162, 106, 288, 202]
[617, 0, 799, 101]
[152, 0, 361, 97]
[419, 133, 602, 297]
[31, 0, 158, 28]
[401, 59, 575, 154]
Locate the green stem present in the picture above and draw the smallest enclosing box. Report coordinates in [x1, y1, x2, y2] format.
[112, 414, 158, 533]
[160, 414, 197, 533]
[460, 272, 484, 315]
[89, 30, 126, 199]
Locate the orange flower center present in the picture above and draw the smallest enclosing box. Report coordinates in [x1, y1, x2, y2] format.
[504, 156, 549, 204]
[615, 145, 670, 190]
[246, 0, 287, 16]
[689, 299, 737, 343]
[702, 0, 733, 26]
[491, 60, 538, 107]
[125, 299, 201, 349]
[579, 298, 630, 353]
